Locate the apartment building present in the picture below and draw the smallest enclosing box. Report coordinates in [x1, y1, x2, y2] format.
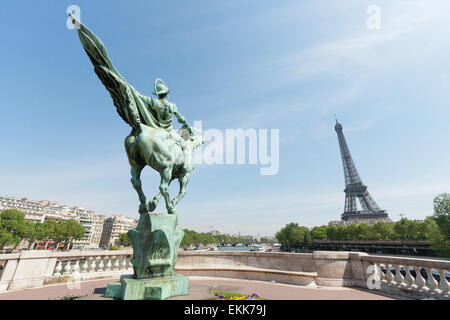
[0, 195, 105, 249]
[100, 215, 138, 248]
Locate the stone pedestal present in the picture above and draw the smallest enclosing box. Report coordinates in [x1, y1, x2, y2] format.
[105, 273, 188, 300]
[104, 213, 188, 300]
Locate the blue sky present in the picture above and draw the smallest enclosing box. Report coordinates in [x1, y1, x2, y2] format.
[1, 1, 450, 236]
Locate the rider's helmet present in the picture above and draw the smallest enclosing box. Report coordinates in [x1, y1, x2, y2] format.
[153, 78, 170, 98]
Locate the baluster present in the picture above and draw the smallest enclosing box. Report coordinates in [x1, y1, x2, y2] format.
[394, 265, 405, 287]
[63, 259, 71, 275]
[385, 264, 395, 285]
[112, 256, 119, 271]
[438, 269, 450, 294]
[81, 257, 88, 273]
[54, 260, 63, 276]
[89, 257, 97, 272]
[121, 256, 126, 270]
[127, 256, 134, 270]
[405, 266, 416, 288]
[371, 263, 381, 285]
[106, 257, 112, 271]
[415, 267, 427, 291]
[98, 256, 105, 272]
[379, 264, 386, 282]
[426, 268, 439, 293]
[72, 258, 80, 275]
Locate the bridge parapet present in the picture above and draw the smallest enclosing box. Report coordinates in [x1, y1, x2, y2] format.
[361, 255, 450, 299]
[0, 250, 448, 299]
[0, 249, 133, 291]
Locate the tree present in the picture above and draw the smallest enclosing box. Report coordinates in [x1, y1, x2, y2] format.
[181, 229, 193, 248]
[117, 233, 131, 246]
[33, 222, 46, 248]
[48, 219, 84, 250]
[303, 229, 312, 249]
[418, 217, 442, 241]
[109, 244, 120, 251]
[0, 209, 26, 250]
[55, 219, 85, 250]
[431, 193, 450, 257]
[372, 221, 395, 240]
[41, 219, 58, 249]
[52, 221, 67, 250]
[326, 225, 347, 241]
[355, 224, 372, 240]
[433, 193, 450, 239]
[311, 226, 327, 240]
[276, 223, 298, 249]
[276, 223, 310, 249]
[394, 218, 419, 240]
[0, 229, 14, 250]
[64, 219, 85, 249]
[23, 221, 38, 250]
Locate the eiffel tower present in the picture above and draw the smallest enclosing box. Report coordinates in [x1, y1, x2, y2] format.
[334, 119, 390, 224]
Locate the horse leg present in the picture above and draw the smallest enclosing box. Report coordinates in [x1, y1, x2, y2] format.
[159, 167, 175, 214]
[130, 165, 147, 214]
[172, 174, 190, 207]
[148, 192, 162, 212]
[148, 177, 176, 211]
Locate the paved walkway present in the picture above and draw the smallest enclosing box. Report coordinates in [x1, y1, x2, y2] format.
[0, 276, 400, 300]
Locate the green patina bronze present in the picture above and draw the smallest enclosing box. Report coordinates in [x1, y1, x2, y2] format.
[104, 213, 188, 300]
[70, 14, 201, 299]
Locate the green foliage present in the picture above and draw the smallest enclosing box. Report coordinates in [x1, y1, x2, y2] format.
[275, 223, 310, 249]
[277, 204, 449, 254]
[325, 225, 345, 240]
[117, 233, 131, 246]
[372, 221, 395, 240]
[311, 226, 327, 240]
[0, 229, 15, 250]
[42, 219, 58, 240]
[430, 193, 450, 257]
[180, 229, 251, 248]
[303, 229, 312, 249]
[23, 221, 37, 249]
[0, 209, 26, 249]
[430, 239, 450, 257]
[213, 291, 264, 300]
[109, 244, 120, 251]
[0, 210, 86, 251]
[433, 193, 450, 239]
[48, 219, 85, 250]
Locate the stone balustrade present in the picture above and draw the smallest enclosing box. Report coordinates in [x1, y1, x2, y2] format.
[1, 250, 448, 299]
[361, 255, 450, 299]
[0, 249, 133, 291]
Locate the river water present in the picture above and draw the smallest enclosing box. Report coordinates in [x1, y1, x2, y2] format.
[217, 246, 260, 252]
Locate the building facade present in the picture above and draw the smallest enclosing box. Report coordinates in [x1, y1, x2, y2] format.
[0, 196, 77, 222]
[71, 208, 105, 250]
[100, 215, 138, 248]
[0, 195, 105, 249]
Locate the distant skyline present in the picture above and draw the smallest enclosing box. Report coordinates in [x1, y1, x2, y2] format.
[1, 1, 450, 236]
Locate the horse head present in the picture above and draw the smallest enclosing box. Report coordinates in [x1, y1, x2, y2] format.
[187, 134, 204, 151]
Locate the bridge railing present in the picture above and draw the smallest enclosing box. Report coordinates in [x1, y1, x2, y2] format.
[0, 249, 133, 291]
[361, 255, 450, 299]
[1, 250, 449, 300]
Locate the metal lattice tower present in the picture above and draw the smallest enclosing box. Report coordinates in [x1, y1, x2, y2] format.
[334, 119, 389, 223]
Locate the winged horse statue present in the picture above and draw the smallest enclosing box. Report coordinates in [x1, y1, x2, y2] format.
[70, 14, 203, 218]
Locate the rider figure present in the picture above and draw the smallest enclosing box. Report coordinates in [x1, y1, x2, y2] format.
[140, 79, 193, 149]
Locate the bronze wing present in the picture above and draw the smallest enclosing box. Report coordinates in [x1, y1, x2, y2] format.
[71, 14, 167, 129]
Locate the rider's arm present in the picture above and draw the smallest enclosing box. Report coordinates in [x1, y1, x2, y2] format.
[173, 104, 193, 134]
[139, 94, 153, 106]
